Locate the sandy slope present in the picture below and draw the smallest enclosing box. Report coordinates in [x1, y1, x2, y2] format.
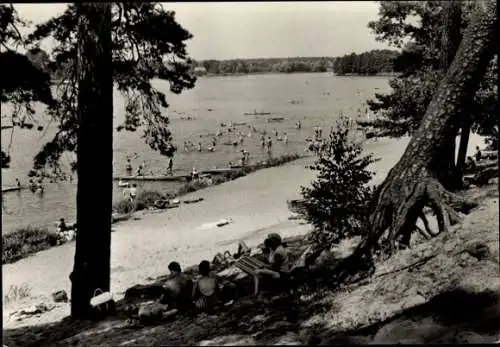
[2, 133, 486, 329]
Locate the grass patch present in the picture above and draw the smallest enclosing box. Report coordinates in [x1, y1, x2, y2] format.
[2, 226, 63, 265]
[4, 284, 32, 305]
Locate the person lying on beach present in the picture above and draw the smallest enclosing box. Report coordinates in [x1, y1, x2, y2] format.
[253, 234, 291, 297]
[192, 260, 222, 313]
[160, 261, 194, 312]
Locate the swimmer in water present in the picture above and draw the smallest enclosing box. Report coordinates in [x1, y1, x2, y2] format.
[267, 137, 273, 153]
[125, 159, 133, 175]
[168, 157, 173, 175]
[136, 165, 143, 176]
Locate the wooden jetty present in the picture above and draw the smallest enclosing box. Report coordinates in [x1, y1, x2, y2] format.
[2, 186, 22, 193]
[113, 175, 189, 182]
[243, 111, 271, 116]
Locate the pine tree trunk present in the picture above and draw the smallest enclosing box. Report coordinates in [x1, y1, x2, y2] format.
[71, 3, 113, 319]
[334, 0, 497, 276]
[439, 0, 464, 190]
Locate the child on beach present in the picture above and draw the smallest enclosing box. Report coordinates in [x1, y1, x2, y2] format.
[192, 260, 222, 313]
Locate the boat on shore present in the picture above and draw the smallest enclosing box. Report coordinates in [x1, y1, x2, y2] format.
[243, 111, 272, 116]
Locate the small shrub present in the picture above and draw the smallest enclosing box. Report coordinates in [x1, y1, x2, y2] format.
[300, 116, 377, 245]
[135, 190, 167, 207]
[113, 199, 135, 214]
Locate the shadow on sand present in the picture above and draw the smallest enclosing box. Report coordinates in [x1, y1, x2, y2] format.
[3, 287, 500, 346]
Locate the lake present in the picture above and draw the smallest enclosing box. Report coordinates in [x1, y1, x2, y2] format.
[1, 73, 390, 234]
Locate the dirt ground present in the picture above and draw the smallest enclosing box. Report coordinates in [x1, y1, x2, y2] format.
[3, 183, 499, 346]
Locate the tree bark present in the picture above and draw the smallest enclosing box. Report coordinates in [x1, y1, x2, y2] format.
[71, 3, 113, 319]
[339, 0, 497, 273]
[439, 1, 465, 190]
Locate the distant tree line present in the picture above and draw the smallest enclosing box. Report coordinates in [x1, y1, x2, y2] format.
[26, 48, 400, 80]
[333, 49, 400, 75]
[194, 49, 400, 76]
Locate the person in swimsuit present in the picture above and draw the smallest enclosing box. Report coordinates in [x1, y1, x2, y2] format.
[167, 158, 173, 175]
[267, 137, 273, 153]
[126, 159, 133, 176]
[192, 260, 221, 313]
[160, 261, 193, 312]
[475, 146, 482, 162]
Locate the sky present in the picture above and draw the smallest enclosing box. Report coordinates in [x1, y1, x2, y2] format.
[14, 2, 393, 60]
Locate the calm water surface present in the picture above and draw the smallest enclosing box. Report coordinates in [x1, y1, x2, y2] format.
[1, 73, 390, 233]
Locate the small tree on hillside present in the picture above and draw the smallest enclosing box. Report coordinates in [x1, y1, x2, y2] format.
[301, 116, 378, 245]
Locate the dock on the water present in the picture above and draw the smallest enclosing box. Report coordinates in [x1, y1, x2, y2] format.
[2, 186, 22, 193]
[113, 167, 246, 182]
[113, 175, 190, 182]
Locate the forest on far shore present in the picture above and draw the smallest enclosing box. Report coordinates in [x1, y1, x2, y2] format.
[25, 48, 401, 81]
[195, 49, 400, 76]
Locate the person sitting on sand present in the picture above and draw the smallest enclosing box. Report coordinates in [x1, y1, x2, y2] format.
[192, 260, 222, 313]
[191, 167, 199, 180]
[57, 218, 68, 233]
[15, 178, 21, 188]
[475, 146, 482, 162]
[465, 156, 477, 172]
[253, 233, 290, 297]
[160, 261, 193, 312]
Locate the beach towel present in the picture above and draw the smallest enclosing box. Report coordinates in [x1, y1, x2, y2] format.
[232, 255, 268, 276]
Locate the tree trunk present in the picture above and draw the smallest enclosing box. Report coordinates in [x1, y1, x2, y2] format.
[438, 0, 465, 190]
[71, 3, 113, 319]
[334, 0, 497, 278]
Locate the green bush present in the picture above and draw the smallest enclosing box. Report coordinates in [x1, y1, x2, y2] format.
[113, 199, 136, 214]
[3, 226, 62, 264]
[135, 190, 167, 207]
[300, 116, 377, 245]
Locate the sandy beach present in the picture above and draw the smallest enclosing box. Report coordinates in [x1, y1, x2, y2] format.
[2, 133, 486, 329]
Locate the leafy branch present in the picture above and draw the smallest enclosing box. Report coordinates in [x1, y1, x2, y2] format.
[25, 3, 196, 178]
